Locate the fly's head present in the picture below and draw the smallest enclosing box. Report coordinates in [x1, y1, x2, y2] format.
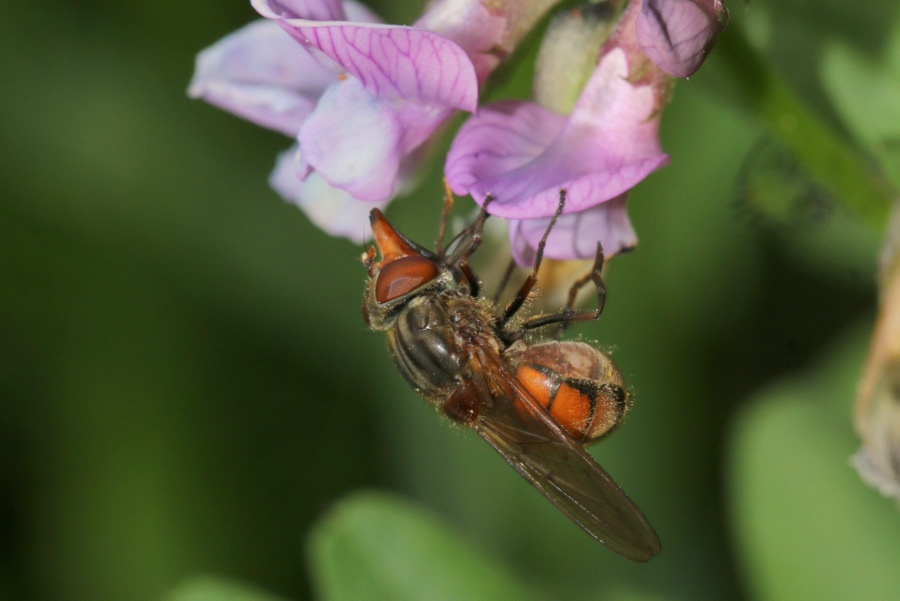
[362, 209, 452, 331]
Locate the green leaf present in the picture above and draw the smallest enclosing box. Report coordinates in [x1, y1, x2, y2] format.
[163, 576, 292, 601]
[728, 324, 900, 601]
[822, 14, 900, 192]
[306, 491, 548, 601]
[712, 25, 893, 230]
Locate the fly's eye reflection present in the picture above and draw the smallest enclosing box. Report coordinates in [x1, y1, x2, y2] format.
[375, 256, 439, 303]
[362, 192, 660, 562]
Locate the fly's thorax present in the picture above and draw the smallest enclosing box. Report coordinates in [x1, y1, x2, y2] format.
[386, 291, 500, 402]
[384, 291, 473, 400]
[507, 340, 631, 442]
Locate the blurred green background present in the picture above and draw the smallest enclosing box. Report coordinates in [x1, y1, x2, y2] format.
[3, 1, 900, 600]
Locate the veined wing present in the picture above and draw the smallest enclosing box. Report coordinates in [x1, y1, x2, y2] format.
[472, 350, 660, 561]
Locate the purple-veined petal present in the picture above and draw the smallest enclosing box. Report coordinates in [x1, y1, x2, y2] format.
[445, 99, 567, 194]
[298, 79, 400, 200]
[635, 0, 729, 78]
[188, 19, 336, 136]
[413, 0, 507, 81]
[270, 146, 389, 243]
[509, 194, 637, 266]
[254, 2, 478, 112]
[298, 77, 451, 200]
[446, 49, 669, 219]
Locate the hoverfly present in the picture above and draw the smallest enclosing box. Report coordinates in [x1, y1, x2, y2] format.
[362, 188, 660, 561]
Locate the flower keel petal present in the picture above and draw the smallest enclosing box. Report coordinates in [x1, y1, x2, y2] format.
[270, 147, 388, 243]
[298, 78, 405, 201]
[509, 195, 637, 266]
[445, 99, 567, 195]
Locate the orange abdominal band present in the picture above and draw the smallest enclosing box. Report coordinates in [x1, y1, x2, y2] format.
[517, 364, 592, 439]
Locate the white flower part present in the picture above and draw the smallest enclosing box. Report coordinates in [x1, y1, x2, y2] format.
[270, 147, 388, 243]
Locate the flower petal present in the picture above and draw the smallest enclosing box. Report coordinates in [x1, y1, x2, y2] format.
[447, 49, 668, 219]
[298, 77, 450, 200]
[412, 0, 508, 81]
[509, 195, 637, 266]
[254, 2, 478, 112]
[270, 146, 388, 243]
[252, 0, 346, 21]
[635, 0, 728, 78]
[188, 19, 336, 136]
[445, 99, 567, 196]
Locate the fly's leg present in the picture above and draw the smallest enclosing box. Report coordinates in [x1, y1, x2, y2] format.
[444, 194, 494, 296]
[497, 189, 566, 327]
[435, 178, 455, 255]
[506, 242, 607, 340]
[492, 258, 518, 304]
[552, 243, 607, 338]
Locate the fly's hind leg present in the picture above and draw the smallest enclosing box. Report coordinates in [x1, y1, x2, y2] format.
[503, 241, 607, 342]
[552, 243, 607, 338]
[497, 189, 566, 328]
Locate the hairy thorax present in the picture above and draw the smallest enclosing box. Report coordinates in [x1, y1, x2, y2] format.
[387, 290, 498, 401]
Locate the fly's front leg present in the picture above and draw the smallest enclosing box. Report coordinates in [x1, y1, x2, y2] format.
[445, 195, 494, 296]
[435, 178, 455, 255]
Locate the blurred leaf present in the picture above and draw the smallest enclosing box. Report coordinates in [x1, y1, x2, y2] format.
[306, 491, 548, 601]
[770, 201, 879, 292]
[707, 22, 892, 230]
[733, 137, 831, 227]
[163, 577, 291, 601]
[728, 323, 900, 601]
[822, 13, 900, 191]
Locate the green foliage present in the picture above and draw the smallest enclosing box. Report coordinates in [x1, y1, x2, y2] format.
[729, 325, 900, 601]
[165, 578, 293, 601]
[306, 491, 548, 601]
[822, 16, 900, 192]
[2, 2, 899, 601]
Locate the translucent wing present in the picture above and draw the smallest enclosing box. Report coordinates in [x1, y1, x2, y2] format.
[471, 350, 660, 561]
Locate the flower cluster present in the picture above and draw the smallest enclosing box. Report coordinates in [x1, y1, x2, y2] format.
[190, 0, 727, 258]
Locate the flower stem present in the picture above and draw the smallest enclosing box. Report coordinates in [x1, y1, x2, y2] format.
[715, 23, 893, 231]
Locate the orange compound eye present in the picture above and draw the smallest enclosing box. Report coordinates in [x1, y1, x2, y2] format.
[375, 256, 439, 303]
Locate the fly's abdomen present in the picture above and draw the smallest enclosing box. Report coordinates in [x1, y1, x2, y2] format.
[511, 341, 630, 442]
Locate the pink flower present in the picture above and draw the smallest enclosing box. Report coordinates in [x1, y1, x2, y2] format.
[190, 0, 487, 240]
[445, 42, 669, 263]
[509, 195, 637, 267]
[251, 0, 481, 201]
[635, 0, 729, 78]
[190, 0, 560, 241]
